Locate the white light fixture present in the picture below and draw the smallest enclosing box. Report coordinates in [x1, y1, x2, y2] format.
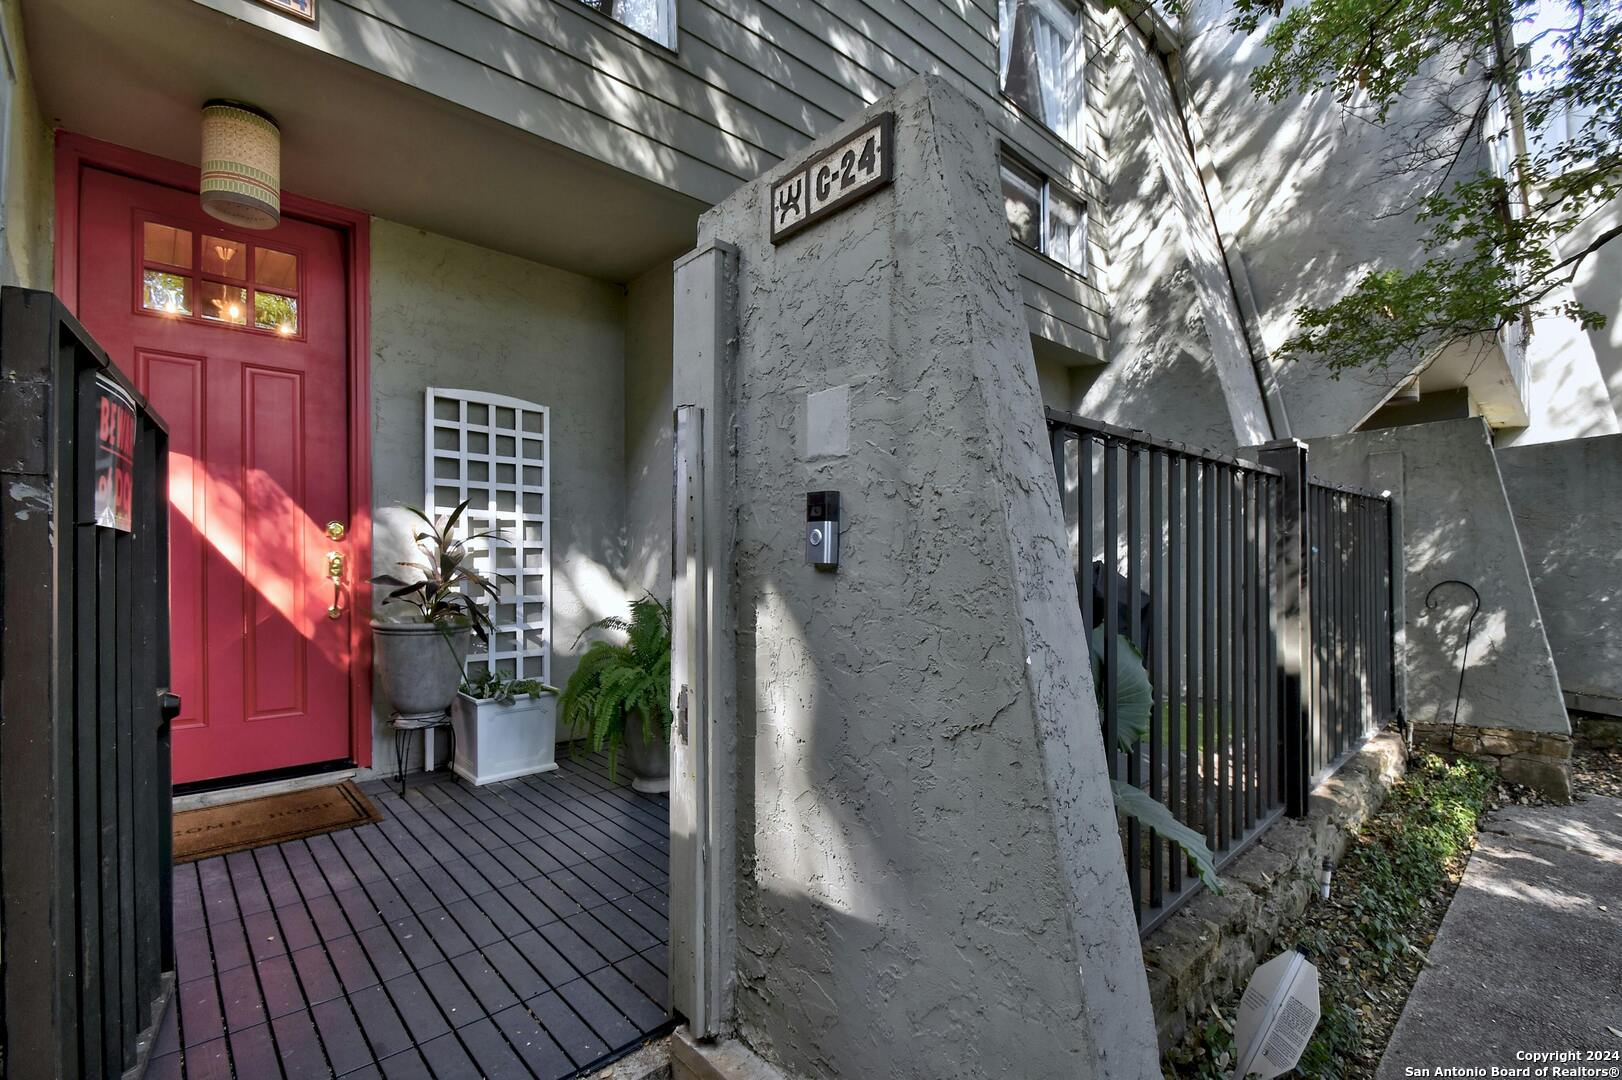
[200, 100, 281, 230]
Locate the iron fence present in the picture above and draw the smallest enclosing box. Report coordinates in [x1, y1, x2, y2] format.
[1046, 411, 1397, 931]
[1307, 479, 1396, 785]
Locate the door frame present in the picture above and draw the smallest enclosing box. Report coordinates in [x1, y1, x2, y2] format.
[54, 131, 376, 770]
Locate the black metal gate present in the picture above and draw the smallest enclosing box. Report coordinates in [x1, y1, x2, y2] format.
[1047, 410, 1398, 931]
[1307, 479, 1396, 785]
[0, 288, 176, 1078]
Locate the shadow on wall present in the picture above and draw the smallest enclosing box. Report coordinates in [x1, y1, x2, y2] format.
[1307, 419, 1569, 739]
[1082, 19, 1264, 452]
[1179, 0, 1495, 438]
[1498, 435, 1622, 708]
[730, 583, 1134, 1075]
[623, 261, 677, 600]
[362, 220, 662, 770]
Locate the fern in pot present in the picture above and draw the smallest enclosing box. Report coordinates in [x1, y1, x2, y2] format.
[371, 500, 502, 729]
[559, 595, 672, 793]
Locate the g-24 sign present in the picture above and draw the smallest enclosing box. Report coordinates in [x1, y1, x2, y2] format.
[91, 374, 137, 532]
[770, 113, 893, 244]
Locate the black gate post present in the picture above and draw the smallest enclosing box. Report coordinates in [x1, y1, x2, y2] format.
[0, 288, 174, 1078]
[1256, 439, 1313, 818]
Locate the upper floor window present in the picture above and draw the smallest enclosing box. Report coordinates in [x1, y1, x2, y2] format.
[999, 0, 1085, 149]
[577, 0, 676, 48]
[1001, 154, 1088, 277]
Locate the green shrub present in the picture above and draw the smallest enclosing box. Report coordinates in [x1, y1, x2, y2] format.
[1168, 753, 1493, 1079]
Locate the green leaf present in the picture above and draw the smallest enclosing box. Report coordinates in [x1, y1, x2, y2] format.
[557, 594, 673, 774]
[1089, 626, 1153, 754]
[1111, 780, 1222, 892]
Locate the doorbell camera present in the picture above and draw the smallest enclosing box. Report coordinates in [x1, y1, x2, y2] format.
[806, 491, 841, 570]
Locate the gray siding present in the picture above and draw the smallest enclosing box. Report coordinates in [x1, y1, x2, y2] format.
[196, 0, 1110, 355]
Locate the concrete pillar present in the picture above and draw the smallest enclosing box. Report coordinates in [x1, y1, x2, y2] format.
[672, 76, 1160, 1078]
[670, 239, 740, 1037]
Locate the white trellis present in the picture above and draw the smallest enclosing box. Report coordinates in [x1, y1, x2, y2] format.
[424, 388, 550, 683]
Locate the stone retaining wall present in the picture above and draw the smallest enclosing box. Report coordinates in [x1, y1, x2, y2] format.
[1575, 714, 1622, 751]
[1410, 722, 1572, 801]
[1142, 733, 1407, 1052]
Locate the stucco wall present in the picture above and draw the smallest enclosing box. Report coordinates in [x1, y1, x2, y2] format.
[1496, 204, 1622, 447]
[687, 76, 1158, 1079]
[1498, 435, 1622, 712]
[1573, 219, 1622, 421]
[1179, 0, 1487, 437]
[1, 0, 54, 290]
[1306, 419, 1568, 743]
[368, 219, 630, 765]
[624, 261, 673, 600]
[1082, 20, 1271, 452]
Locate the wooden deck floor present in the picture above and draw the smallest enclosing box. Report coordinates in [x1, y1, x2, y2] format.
[149, 754, 672, 1078]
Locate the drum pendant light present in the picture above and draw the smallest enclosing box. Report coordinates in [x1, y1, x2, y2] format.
[199, 100, 281, 230]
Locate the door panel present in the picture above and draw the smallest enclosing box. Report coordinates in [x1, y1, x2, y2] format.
[76, 167, 352, 784]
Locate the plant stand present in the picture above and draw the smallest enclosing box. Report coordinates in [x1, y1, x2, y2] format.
[391, 711, 455, 797]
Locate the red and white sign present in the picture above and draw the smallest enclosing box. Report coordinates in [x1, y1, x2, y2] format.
[91, 375, 136, 532]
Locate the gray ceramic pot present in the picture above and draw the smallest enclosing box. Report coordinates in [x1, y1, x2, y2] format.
[622, 709, 671, 794]
[372, 622, 471, 725]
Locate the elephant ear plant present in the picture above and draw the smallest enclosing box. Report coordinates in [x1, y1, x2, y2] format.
[559, 595, 673, 779]
[373, 500, 503, 645]
[1091, 627, 1221, 891]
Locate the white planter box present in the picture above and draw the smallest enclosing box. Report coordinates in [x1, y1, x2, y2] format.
[450, 692, 558, 785]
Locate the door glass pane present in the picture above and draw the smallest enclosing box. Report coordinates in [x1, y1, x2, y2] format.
[999, 0, 1083, 147]
[202, 236, 247, 280]
[143, 222, 193, 269]
[142, 270, 192, 315]
[200, 281, 249, 325]
[1046, 184, 1088, 276]
[1000, 158, 1043, 251]
[254, 292, 299, 335]
[255, 248, 299, 292]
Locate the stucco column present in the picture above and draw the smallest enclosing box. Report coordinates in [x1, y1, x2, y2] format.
[673, 75, 1159, 1079]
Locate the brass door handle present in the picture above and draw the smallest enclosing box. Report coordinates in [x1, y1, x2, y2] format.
[326, 550, 345, 619]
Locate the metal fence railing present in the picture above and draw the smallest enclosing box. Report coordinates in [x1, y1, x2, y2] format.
[1307, 480, 1396, 785]
[1046, 410, 1397, 932]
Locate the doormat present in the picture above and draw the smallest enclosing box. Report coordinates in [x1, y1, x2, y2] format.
[172, 781, 382, 863]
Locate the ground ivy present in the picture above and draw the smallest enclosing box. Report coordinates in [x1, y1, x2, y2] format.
[1165, 753, 1494, 1079]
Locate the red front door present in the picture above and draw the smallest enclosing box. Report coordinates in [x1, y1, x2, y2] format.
[73, 166, 354, 785]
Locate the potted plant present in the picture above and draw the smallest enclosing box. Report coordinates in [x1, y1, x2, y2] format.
[371, 500, 502, 731]
[559, 594, 673, 793]
[450, 670, 561, 785]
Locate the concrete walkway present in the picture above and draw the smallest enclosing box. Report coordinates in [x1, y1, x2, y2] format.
[1376, 795, 1622, 1077]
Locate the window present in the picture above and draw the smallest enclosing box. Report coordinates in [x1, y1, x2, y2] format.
[999, 0, 1085, 148]
[576, 0, 676, 48]
[139, 219, 301, 336]
[1000, 155, 1088, 277]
